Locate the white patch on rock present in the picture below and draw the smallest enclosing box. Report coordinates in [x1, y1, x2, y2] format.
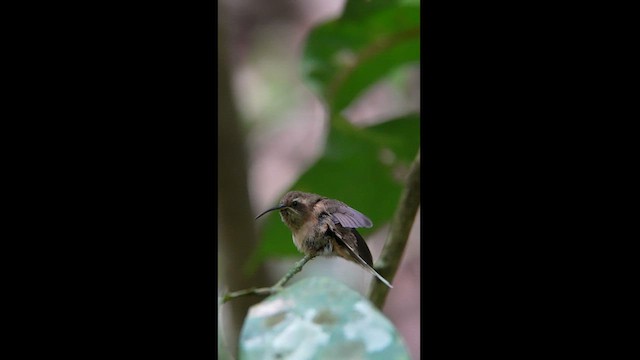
[343, 300, 392, 352]
[248, 298, 294, 318]
[243, 334, 265, 350]
[271, 312, 330, 360]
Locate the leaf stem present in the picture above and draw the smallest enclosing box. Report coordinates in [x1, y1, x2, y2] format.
[219, 253, 316, 305]
[368, 150, 420, 308]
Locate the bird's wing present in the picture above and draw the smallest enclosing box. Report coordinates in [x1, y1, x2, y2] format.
[323, 199, 373, 229]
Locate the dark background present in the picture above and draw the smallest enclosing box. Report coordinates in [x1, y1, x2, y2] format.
[8, 1, 620, 358]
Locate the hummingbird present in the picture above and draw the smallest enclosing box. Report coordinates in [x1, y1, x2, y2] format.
[255, 191, 392, 288]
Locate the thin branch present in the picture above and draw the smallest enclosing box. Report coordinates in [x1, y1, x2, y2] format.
[219, 253, 316, 305]
[368, 150, 421, 309]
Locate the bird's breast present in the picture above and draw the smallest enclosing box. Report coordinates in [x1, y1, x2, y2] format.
[291, 220, 313, 253]
[291, 217, 332, 255]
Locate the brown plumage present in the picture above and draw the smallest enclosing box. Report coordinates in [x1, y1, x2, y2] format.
[256, 191, 392, 288]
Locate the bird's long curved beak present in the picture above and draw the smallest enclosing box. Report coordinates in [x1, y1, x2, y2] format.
[255, 205, 287, 220]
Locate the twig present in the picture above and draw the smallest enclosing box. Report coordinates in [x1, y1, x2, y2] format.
[368, 150, 421, 309]
[219, 253, 316, 305]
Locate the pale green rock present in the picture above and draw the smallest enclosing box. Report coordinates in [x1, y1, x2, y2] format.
[239, 277, 410, 360]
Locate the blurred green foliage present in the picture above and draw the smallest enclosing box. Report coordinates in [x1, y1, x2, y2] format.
[303, 1, 419, 114]
[249, 0, 420, 271]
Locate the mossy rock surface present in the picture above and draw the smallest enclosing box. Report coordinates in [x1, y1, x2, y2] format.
[239, 277, 410, 360]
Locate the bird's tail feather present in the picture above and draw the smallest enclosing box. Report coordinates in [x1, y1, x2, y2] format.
[335, 236, 393, 288]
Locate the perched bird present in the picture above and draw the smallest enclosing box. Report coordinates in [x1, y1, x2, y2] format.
[256, 191, 392, 288]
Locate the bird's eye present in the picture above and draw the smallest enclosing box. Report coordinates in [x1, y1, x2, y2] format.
[291, 200, 299, 207]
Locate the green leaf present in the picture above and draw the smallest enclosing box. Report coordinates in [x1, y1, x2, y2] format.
[343, 0, 407, 19]
[361, 113, 421, 162]
[247, 114, 420, 272]
[302, 2, 420, 114]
